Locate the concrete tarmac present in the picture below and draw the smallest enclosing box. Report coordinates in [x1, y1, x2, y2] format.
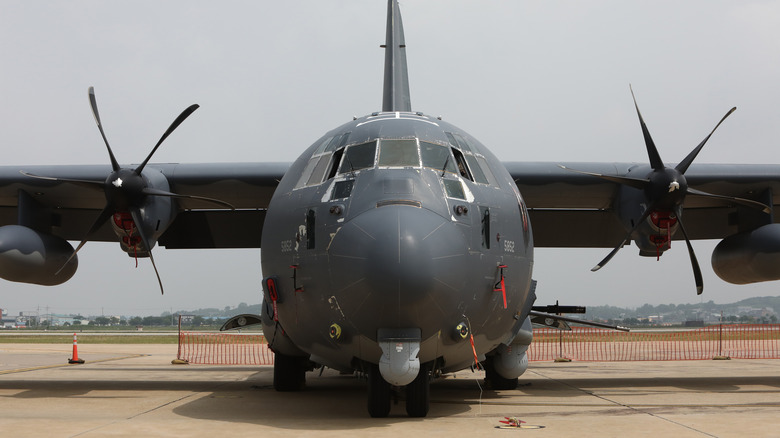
[1, 343, 779, 437]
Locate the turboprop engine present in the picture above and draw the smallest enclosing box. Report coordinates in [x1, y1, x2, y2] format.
[712, 223, 780, 284]
[0, 225, 77, 285]
[19, 87, 232, 294]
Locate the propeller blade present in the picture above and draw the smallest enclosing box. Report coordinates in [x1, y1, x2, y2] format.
[557, 165, 649, 190]
[630, 85, 665, 171]
[129, 208, 165, 295]
[674, 207, 704, 295]
[141, 187, 236, 210]
[20, 170, 105, 191]
[686, 187, 771, 214]
[675, 107, 737, 174]
[56, 205, 115, 275]
[135, 104, 200, 175]
[592, 201, 657, 272]
[88, 87, 121, 172]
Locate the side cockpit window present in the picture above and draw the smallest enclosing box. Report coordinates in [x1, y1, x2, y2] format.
[295, 132, 352, 189]
[305, 155, 332, 186]
[445, 131, 497, 186]
[421, 141, 457, 174]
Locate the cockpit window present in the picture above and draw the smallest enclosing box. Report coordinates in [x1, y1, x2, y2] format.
[332, 179, 354, 199]
[313, 135, 334, 155]
[420, 141, 457, 174]
[338, 141, 377, 174]
[325, 132, 350, 153]
[297, 132, 496, 191]
[295, 157, 320, 189]
[445, 132, 472, 153]
[378, 139, 420, 167]
[445, 131, 497, 186]
[465, 154, 489, 185]
[477, 156, 499, 186]
[306, 154, 331, 186]
[443, 179, 466, 200]
[451, 147, 472, 180]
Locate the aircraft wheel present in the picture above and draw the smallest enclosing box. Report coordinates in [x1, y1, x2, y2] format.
[273, 352, 307, 391]
[405, 363, 430, 417]
[367, 364, 391, 417]
[483, 356, 518, 390]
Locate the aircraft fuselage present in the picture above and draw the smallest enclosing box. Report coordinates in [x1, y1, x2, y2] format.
[260, 111, 534, 377]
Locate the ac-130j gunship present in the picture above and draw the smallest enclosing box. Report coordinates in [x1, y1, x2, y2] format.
[2, 0, 780, 418]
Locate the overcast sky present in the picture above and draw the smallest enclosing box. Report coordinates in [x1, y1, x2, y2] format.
[1, 1, 779, 317]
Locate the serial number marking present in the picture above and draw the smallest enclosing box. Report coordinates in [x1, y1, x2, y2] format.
[281, 240, 294, 253]
[503, 239, 515, 253]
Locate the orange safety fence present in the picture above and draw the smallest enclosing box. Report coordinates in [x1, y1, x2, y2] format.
[528, 324, 780, 361]
[176, 325, 780, 365]
[177, 332, 274, 365]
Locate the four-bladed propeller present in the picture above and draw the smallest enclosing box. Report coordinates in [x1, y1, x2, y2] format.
[562, 86, 769, 295]
[23, 87, 234, 294]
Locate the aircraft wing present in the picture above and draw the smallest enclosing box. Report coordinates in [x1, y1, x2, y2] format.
[6, 159, 778, 250]
[507, 161, 780, 248]
[0, 162, 289, 248]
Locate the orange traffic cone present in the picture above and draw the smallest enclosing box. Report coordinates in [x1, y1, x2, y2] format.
[68, 332, 85, 364]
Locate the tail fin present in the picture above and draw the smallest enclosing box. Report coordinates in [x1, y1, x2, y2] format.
[381, 0, 412, 112]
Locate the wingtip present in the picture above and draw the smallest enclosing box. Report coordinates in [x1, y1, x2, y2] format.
[591, 265, 602, 272]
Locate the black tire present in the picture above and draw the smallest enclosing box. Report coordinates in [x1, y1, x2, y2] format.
[405, 363, 430, 417]
[273, 352, 307, 391]
[367, 364, 391, 418]
[483, 356, 518, 390]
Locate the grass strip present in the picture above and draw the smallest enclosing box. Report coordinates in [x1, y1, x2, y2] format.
[0, 335, 178, 344]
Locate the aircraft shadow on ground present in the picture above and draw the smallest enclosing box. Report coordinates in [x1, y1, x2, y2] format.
[3, 364, 777, 426]
[168, 370, 520, 428]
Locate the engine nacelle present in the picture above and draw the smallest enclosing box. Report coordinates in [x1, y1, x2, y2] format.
[712, 223, 780, 284]
[0, 225, 77, 285]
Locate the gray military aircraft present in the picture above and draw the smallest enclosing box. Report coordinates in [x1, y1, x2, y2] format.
[1, 0, 780, 418]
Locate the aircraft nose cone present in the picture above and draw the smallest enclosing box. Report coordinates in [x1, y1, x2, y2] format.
[364, 208, 435, 296]
[328, 205, 468, 307]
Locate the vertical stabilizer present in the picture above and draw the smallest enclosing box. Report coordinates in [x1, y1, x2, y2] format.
[382, 0, 411, 112]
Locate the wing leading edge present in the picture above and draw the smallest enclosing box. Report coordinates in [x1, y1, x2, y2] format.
[509, 161, 780, 247]
[0, 162, 289, 248]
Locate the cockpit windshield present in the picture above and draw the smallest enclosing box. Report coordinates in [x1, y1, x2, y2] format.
[338, 141, 377, 174]
[295, 134, 497, 190]
[377, 139, 420, 167]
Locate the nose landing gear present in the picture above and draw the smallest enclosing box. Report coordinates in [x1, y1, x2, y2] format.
[366, 362, 432, 418]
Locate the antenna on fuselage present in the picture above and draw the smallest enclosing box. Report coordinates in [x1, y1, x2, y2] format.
[381, 0, 412, 112]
